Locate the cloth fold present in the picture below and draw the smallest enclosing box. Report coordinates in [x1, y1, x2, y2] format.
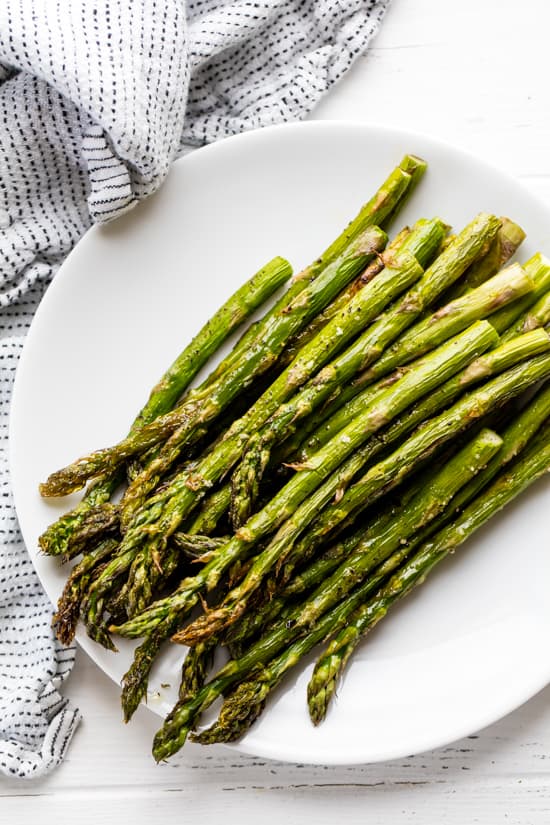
[0, 0, 389, 778]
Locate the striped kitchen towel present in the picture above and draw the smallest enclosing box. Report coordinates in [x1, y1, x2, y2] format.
[0, 0, 390, 777]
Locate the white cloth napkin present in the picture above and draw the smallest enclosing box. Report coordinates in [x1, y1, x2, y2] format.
[0, 0, 389, 778]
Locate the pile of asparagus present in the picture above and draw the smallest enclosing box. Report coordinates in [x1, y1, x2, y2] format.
[39, 155, 550, 761]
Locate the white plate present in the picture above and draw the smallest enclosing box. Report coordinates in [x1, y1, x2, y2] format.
[9, 121, 550, 765]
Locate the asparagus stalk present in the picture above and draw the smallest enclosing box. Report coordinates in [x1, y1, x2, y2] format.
[121, 623, 173, 721]
[152, 555, 406, 758]
[154, 428, 502, 756]
[178, 641, 216, 703]
[53, 538, 119, 646]
[307, 421, 550, 724]
[491, 253, 550, 334]
[149, 380, 550, 727]
[134, 257, 292, 426]
[168, 323, 499, 646]
[121, 522, 366, 718]
[185, 483, 232, 536]
[214, 154, 425, 385]
[171, 532, 228, 562]
[500, 288, 550, 342]
[187, 158, 427, 392]
[279, 226, 414, 366]
[45, 155, 427, 507]
[228, 234, 447, 528]
[113, 327, 550, 651]
[116, 228, 452, 616]
[207, 329, 550, 640]
[442, 378, 550, 514]
[59, 502, 120, 561]
[298, 155, 425, 283]
[444, 217, 525, 300]
[295, 212, 500, 447]
[120, 239, 435, 614]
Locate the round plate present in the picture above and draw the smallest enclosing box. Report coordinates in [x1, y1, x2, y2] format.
[9, 121, 550, 765]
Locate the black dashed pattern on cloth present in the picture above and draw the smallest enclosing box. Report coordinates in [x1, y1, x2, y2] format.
[0, 0, 389, 778]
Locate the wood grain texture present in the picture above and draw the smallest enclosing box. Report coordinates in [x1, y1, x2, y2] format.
[5, 0, 550, 821]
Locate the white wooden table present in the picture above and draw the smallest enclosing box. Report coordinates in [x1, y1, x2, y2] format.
[4, 0, 550, 821]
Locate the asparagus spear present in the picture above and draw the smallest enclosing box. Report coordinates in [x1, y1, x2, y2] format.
[167, 323, 499, 646]
[53, 538, 119, 646]
[121, 623, 173, 721]
[230, 262, 532, 525]
[121, 523, 364, 718]
[500, 288, 550, 341]
[59, 502, 120, 561]
[225, 525, 368, 656]
[152, 559, 399, 758]
[278, 430, 504, 637]
[441, 378, 550, 514]
[279, 226, 414, 367]
[307, 420, 550, 724]
[112, 327, 550, 649]
[135, 257, 292, 426]
[178, 641, 216, 703]
[490, 253, 550, 334]
[185, 483, 232, 536]
[184, 420, 505, 647]
[171, 532, 228, 562]
[298, 155, 425, 282]
[444, 217, 525, 300]
[38, 478, 121, 557]
[230, 376, 543, 656]
[154, 429, 502, 756]
[200, 399, 550, 740]
[45, 154, 427, 506]
[227, 231, 444, 528]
